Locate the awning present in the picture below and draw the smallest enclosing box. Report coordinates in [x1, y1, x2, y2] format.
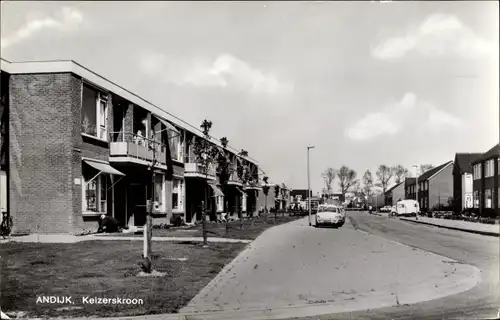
[208, 183, 224, 197]
[159, 118, 180, 135]
[84, 159, 125, 176]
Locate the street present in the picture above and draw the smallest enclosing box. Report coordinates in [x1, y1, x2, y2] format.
[297, 211, 499, 320]
[180, 212, 493, 319]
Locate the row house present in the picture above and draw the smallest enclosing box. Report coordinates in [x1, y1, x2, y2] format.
[416, 161, 454, 212]
[405, 177, 416, 200]
[0, 58, 261, 234]
[472, 144, 500, 217]
[385, 181, 405, 206]
[453, 153, 482, 212]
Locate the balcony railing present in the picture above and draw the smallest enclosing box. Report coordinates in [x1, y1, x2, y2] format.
[109, 132, 167, 165]
[228, 170, 243, 185]
[184, 162, 216, 178]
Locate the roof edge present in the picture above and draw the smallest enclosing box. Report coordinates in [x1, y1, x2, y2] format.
[1, 58, 260, 165]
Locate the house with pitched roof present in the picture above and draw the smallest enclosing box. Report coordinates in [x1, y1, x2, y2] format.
[417, 161, 454, 212]
[471, 144, 500, 217]
[385, 181, 405, 206]
[453, 153, 482, 212]
[405, 177, 416, 200]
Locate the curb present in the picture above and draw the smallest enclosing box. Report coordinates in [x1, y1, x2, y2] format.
[400, 218, 500, 238]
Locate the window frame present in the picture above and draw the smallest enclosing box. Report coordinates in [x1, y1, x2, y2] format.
[153, 173, 165, 212]
[485, 189, 492, 208]
[81, 83, 109, 142]
[82, 173, 108, 215]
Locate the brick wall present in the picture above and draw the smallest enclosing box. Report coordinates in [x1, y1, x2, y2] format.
[9, 73, 81, 234]
[428, 164, 453, 210]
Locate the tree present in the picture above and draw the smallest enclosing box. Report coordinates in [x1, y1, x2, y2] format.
[274, 184, 281, 210]
[239, 149, 248, 157]
[419, 164, 434, 175]
[262, 176, 270, 216]
[376, 165, 393, 194]
[280, 183, 288, 216]
[193, 119, 219, 246]
[220, 137, 228, 148]
[337, 166, 358, 200]
[321, 168, 337, 196]
[216, 137, 232, 229]
[392, 165, 409, 184]
[362, 170, 374, 206]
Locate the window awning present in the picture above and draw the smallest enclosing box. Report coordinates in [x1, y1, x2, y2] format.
[159, 118, 180, 135]
[208, 183, 224, 197]
[84, 159, 125, 176]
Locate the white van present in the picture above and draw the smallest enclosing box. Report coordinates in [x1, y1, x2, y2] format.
[392, 200, 419, 217]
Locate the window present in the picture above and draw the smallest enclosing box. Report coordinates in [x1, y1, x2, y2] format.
[473, 164, 482, 180]
[498, 188, 500, 208]
[485, 160, 494, 177]
[172, 179, 183, 211]
[473, 190, 479, 208]
[485, 189, 492, 208]
[81, 84, 108, 141]
[154, 174, 164, 211]
[168, 127, 183, 162]
[83, 168, 108, 213]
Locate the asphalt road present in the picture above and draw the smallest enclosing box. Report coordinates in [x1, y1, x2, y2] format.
[182, 214, 481, 319]
[290, 211, 500, 320]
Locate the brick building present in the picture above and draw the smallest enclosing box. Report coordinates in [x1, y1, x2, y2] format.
[472, 144, 500, 218]
[405, 177, 416, 200]
[0, 58, 263, 234]
[385, 181, 405, 206]
[416, 161, 454, 212]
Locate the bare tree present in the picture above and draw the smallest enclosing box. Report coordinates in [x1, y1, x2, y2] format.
[376, 165, 393, 194]
[337, 166, 358, 200]
[321, 168, 336, 196]
[392, 165, 409, 184]
[419, 164, 434, 175]
[362, 170, 374, 198]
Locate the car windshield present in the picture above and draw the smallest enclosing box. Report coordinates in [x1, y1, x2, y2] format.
[319, 207, 340, 213]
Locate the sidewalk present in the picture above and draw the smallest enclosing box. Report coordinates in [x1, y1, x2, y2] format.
[400, 216, 500, 237]
[0, 234, 251, 244]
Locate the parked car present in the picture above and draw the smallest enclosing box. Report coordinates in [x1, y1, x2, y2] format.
[380, 206, 392, 212]
[315, 204, 345, 228]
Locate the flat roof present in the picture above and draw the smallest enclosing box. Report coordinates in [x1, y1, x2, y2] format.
[0, 57, 259, 166]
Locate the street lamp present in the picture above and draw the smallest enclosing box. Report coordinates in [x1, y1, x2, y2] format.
[413, 164, 419, 220]
[307, 145, 315, 226]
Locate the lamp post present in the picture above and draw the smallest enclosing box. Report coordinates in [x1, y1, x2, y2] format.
[413, 164, 419, 220]
[307, 145, 315, 226]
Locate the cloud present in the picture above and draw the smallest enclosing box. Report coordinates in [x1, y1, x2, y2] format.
[371, 14, 496, 60]
[138, 52, 293, 95]
[1, 7, 83, 49]
[345, 92, 462, 141]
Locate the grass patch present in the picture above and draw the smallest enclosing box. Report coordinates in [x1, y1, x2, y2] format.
[104, 213, 305, 240]
[0, 240, 246, 318]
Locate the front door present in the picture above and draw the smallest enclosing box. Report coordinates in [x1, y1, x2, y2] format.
[129, 183, 147, 226]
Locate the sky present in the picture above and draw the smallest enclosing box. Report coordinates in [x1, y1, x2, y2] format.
[1, 1, 498, 194]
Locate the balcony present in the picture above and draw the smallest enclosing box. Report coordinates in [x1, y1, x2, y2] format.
[228, 170, 243, 186]
[109, 132, 168, 168]
[184, 162, 216, 180]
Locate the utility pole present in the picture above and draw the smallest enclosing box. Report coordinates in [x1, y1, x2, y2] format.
[413, 165, 419, 220]
[307, 145, 315, 226]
